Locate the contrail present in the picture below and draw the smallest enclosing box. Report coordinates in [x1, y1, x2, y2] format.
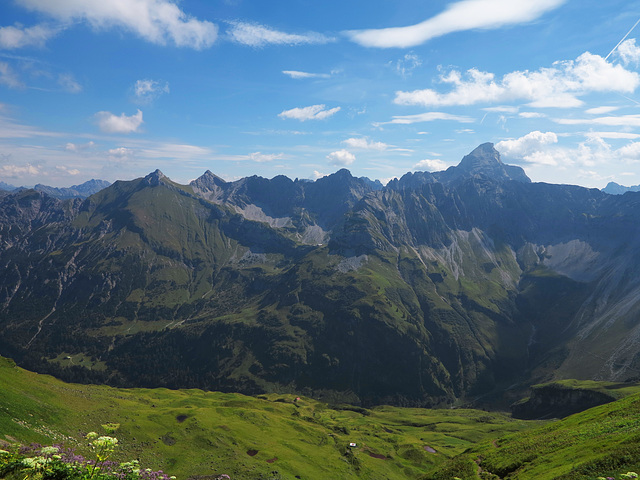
[617, 93, 640, 106]
[605, 17, 640, 61]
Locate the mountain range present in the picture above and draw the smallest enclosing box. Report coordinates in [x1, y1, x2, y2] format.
[1, 143, 639, 407]
[602, 181, 640, 195]
[0, 179, 111, 198]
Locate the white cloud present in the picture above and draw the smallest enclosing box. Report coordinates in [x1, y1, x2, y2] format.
[0, 61, 24, 88]
[526, 94, 584, 109]
[95, 109, 143, 134]
[227, 21, 333, 47]
[133, 79, 169, 103]
[497, 131, 558, 164]
[278, 104, 341, 121]
[58, 73, 82, 93]
[65, 141, 95, 151]
[616, 38, 640, 66]
[0, 163, 39, 177]
[396, 53, 421, 78]
[484, 106, 519, 113]
[0, 23, 62, 49]
[519, 112, 546, 118]
[108, 147, 132, 157]
[346, 0, 566, 48]
[342, 137, 389, 150]
[617, 142, 640, 161]
[0, 113, 61, 138]
[135, 143, 211, 159]
[585, 132, 640, 140]
[282, 70, 331, 79]
[19, 0, 218, 49]
[248, 152, 284, 162]
[394, 52, 640, 109]
[313, 170, 327, 179]
[585, 106, 620, 115]
[554, 114, 640, 127]
[379, 112, 474, 125]
[414, 159, 447, 171]
[55, 165, 80, 175]
[495, 131, 634, 170]
[327, 149, 355, 166]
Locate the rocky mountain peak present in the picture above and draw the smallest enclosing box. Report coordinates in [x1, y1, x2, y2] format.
[144, 169, 167, 186]
[602, 181, 640, 195]
[190, 170, 227, 191]
[444, 143, 531, 184]
[458, 142, 503, 171]
[323, 168, 353, 182]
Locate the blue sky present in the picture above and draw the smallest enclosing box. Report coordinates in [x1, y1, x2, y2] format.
[1, 0, 640, 188]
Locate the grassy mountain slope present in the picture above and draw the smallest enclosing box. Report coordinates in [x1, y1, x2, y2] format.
[424, 390, 640, 479]
[0, 356, 535, 480]
[5, 356, 640, 480]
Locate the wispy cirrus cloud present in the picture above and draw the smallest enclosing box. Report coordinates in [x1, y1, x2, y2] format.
[57, 73, 82, 93]
[346, 0, 566, 48]
[554, 114, 640, 127]
[282, 70, 331, 79]
[342, 137, 389, 150]
[227, 21, 334, 47]
[248, 151, 284, 162]
[585, 132, 640, 140]
[133, 79, 169, 103]
[18, 0, 218, 49]
[519, 111, 546, 118]
[585, 106, 620, 115]
[0, 113, 61, 138]
[95, 109, 143, 134]
[377, 112, 474, 125]
[0, 61, 24, 88]
[0, 23, 62, 49]
[278, 104, 340, 121]
[395, 53, 421, 78]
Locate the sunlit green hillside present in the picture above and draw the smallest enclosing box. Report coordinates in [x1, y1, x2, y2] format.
[424, 390, 640, 479]
[0, 356, 534, 480]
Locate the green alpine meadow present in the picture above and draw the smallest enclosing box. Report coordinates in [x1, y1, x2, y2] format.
[4, 355, 640, 480]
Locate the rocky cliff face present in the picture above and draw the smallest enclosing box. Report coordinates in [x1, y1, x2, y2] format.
[1, 144, 640, 406]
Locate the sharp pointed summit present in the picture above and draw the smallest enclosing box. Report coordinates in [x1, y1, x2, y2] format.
[143, 169, 167, 186]
[446, 143, 531, 184]
[458, 143, 503, 170]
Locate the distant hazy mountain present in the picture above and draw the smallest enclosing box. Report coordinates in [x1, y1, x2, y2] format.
[602, 181, 640, 195]
[0, 179, 110, 198]
[1, 143, 640, 408]
[33, 179, 111, 198]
